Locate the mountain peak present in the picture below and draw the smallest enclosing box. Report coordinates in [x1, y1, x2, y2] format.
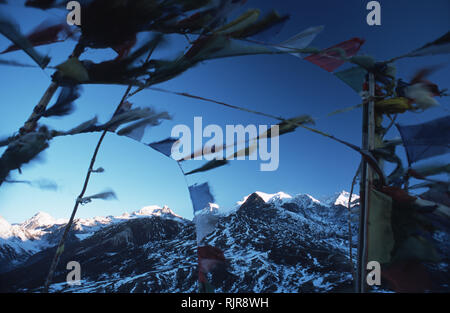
[0, 216, 12, 238]
[135, 205, 163, 216]
[133, 205, 182, 219]
[22, 212, 56, 229]
[237, 191, 292, 207]
[234, 190, 359, 213]
[320, 191, 360, 208]
[290, 193, 322, 209]
[195, 203, 220, 216]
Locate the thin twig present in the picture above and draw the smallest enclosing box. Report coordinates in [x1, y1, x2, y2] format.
[43, 86, 132, 293]
[0, 47, 83, 175]
[43, 46, 157, 292]
[21, 48, 84, 134]
[21, 82, 59, 134]
[347, 162, 361, 284]
[144, 87, 285, 121]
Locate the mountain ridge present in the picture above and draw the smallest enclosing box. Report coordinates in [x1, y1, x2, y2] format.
[1, 189, 448, 293]
[0, 190, 358, 239]
[0, 190, 366, 292]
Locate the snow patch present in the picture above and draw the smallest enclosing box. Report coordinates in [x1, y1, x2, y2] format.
[0, 216, 12, 239]
[321, 191, 360, 208]
[236, 191, 293, 207]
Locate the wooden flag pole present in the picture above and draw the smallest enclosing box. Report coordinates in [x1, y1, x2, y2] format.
[356, 73, 375, 293]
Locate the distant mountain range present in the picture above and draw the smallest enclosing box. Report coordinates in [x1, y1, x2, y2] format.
[0, 190, 446, 293]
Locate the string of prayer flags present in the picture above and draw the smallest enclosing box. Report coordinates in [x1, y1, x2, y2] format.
[187, 165, 226, 293]
[245, 10, 290, 42]
[64, 108, 172, 144]
[304, 37, 365, 72]
[198, 36, 278, 61]
[410, 163, 450, 179]
[226, 141, 258, 160]
[114, 101, 133, 116]
[215, 9, 261, 36]
[197, 245, 226, 293]
[107, 107, 168, 133]
[66, 117, 99, 135]
[1, 20, 74, 54]
[55, 57, 90, 84]
[42, 86, 81, 118]
[404, 83, 440, 111]
[375, 97, 413, 114]
[0, 13, 50, 68]
[367, 188, 395, 264]
[382, 261, 435, 293]
[405, 31, 450, 58]
[396, 115, 450, 165]
[116, 111, 171, 142]
[334, 66, 367, 93]
[189, 182, 215, 214]
[207, 0, 248, 30]
[148, 137, 180, 158]
[116, 119, 149, 142]
[198, 246, 226, 276]
[79, 190, 117, 205]
[185, 160, 229, 176]
[194, 209, 220, 245]
[4, 178, 58, 190]
[261, 115, 314, 138]
[275, 25, 324, 57]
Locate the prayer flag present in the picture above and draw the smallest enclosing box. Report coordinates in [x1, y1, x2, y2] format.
[304, 37, 365, 72]
[397, 116, 450, 164]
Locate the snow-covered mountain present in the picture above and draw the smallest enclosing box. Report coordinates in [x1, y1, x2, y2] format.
[0, 191, 355, 258]
[319, 191, 360, 208]
[0, 205, 185, 274]
[0, 190, 446, 293]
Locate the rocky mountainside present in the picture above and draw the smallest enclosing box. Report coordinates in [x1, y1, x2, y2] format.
[4, 190, 447, 293]
[0, 190, 365, 293]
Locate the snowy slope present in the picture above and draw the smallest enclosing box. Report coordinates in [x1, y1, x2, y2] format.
[1, 190, 447, 293]
[0, 205, 187, 273]
[0, 190, 361, 292]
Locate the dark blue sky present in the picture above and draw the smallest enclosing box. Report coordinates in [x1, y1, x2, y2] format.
[0, 0, 449, 223]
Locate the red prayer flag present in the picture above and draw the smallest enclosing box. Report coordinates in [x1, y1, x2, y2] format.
[197, 245, 226, 288]
[1, 22, 73, 54]
[382, 261, 435, 292]
[198, 245, 226, 273]
[304, 37, 365, 72]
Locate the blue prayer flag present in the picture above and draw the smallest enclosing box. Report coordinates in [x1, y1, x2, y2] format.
[397, 115, 450, 164]
[148, 137, 179, 158]
[189, 183, 215, 214]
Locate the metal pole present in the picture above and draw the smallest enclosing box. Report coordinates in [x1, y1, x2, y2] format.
[356, 73, 375, 293]
[356, 96, 367, 293]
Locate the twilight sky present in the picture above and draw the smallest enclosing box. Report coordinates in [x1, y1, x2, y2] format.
[0, 0, 448, 223]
